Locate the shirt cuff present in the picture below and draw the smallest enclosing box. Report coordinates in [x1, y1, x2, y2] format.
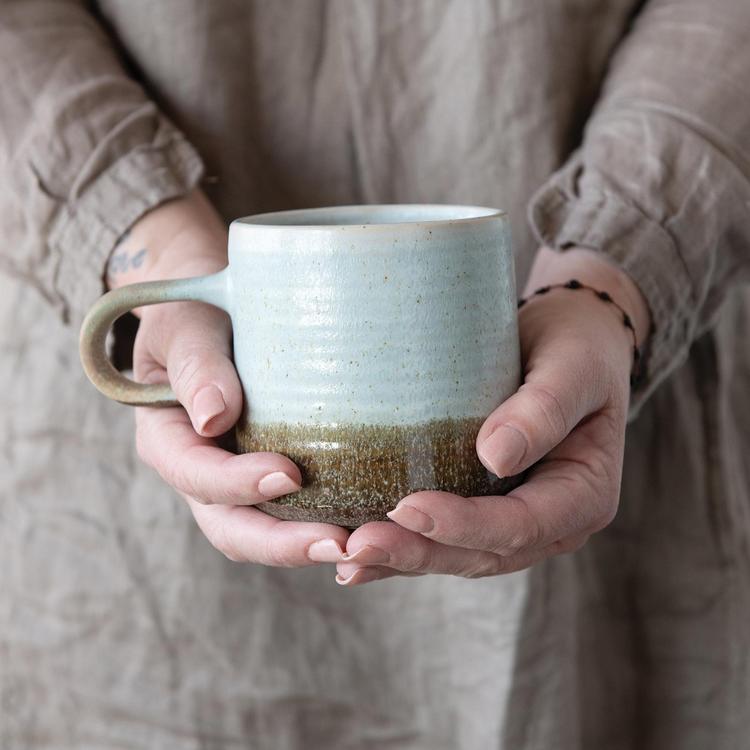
[528, 156, 696, 416]
[49, 129, 204, 328]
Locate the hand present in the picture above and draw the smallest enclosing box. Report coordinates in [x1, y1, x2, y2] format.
[335, 248, 651, 586]
[109, 191, 349, 566]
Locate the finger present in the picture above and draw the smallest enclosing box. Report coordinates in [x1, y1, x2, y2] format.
[388, 420, 617, 556]
[138, 303, 243, 438]
[136, 404, 302, 504]
[186, 497, 349, 566]
[334, 565, 422, 586]
[338, 521, 526, 578]
[336, 526, 590, 583]
[475, 353, 610, 478]
[165, 305, 242, 437]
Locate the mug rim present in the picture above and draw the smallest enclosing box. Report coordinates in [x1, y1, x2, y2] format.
[233, 204, 506, 231]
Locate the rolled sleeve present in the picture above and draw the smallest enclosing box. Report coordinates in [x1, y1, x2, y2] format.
[0, 1, 204, 328]
[529, 154, 695, 412]
[51, 126, 202, 326]
[528, 0, 750, 414]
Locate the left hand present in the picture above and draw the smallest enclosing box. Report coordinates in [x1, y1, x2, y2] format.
[335, 248, 651, 586]
[108, 191, 350, 568]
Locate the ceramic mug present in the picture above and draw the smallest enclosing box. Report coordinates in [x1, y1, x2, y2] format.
[80, 205, 521, 527]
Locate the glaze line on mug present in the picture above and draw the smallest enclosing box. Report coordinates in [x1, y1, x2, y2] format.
[240, 416, 522, 528]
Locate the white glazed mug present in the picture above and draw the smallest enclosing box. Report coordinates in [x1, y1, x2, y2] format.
[80, 205, 521, 527]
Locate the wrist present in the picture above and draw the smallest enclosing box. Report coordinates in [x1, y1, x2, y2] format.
[524, 247, 651, 348]
[106, 189, 228, 291]
[520, 285, 637, 383]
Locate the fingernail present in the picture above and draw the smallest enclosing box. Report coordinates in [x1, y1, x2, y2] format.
[307, 539, 345, 563]
[341, 545, 390, 564]
[192, 384, 226, 433]
[258, 471, 301, 498]
[477, 424, 527, 477]
[386, 504, 434, 533]
[335, 568, 386, 587]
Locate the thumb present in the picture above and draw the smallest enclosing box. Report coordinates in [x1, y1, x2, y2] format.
[162, 303, 243, 438]
[476, 358, 606, 478]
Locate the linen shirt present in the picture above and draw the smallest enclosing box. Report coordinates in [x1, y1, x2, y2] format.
[1, 1, 749, 748]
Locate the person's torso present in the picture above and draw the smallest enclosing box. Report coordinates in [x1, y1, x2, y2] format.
[95, 0, 640, 281]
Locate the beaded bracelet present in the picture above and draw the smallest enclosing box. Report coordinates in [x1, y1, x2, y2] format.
[517, 279, 644, 387]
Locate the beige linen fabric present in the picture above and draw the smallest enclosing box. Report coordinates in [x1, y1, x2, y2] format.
[1, 1, 749, 748]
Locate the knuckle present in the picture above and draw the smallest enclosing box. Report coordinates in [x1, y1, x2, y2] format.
[562, 482, 592, 528]
[501, 530, 535, 556]
[590, 503, 618, 533]
[215, 540, 243, 563]
[473, 554, 526, 577]
[263, 532, 297, 568]
[584, 438, 623, 490]
[216, 470, 251, 505]
[460, 555, 499, 579]
[441, 496, 483, 548]
[462, 567, 490, 580]
[522, 382, 570, 437]
[215, 542, 243, 563]
[158, 458, 188, 496]
[575, 468, 619, 532]
[208, 519, 244, 563]
[598, 405, 626, 443]
[171, 349, 208, 396]
[164, 449, 218, 503]
[135, 363, 166, 387]
[558, 472, 613, 536]
[494, 497, 542, 556]
[402, 542, 434, 573]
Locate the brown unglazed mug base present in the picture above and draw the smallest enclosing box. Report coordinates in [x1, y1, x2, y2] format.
[237, 415, 524, 528]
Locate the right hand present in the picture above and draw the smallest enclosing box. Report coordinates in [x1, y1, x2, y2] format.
[108, 191, 349, 566]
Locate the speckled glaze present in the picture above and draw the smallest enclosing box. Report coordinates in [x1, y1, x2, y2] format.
[241, 417, 521, 528]
[80, 205, 520, 526]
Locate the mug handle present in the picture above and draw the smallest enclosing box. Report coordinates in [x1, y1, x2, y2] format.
[79, 269, 231, 406]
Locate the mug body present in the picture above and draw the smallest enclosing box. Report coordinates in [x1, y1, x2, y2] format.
[226, 205, 519, 527]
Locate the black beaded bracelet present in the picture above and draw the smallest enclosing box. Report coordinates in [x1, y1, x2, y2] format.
[517, 279, 644, 388]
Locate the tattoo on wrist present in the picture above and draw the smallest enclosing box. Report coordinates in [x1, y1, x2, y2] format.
[107, 244, 148, 276]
